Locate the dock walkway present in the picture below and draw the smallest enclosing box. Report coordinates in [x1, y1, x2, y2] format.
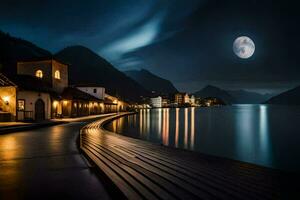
[80, 113, 295, 200]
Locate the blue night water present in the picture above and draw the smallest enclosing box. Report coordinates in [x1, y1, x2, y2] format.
[105, 105, 300, 172]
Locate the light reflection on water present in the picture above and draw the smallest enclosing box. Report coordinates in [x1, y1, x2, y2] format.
[175, 108, 179, 148]
[105, 105, 300, 172]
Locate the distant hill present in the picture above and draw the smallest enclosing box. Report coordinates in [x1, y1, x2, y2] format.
[124, 69, 178, 95]
[55, 46, 150, 102]
[193, 85, 235, 104]
[265, 86, 300, 105]
[0, 30, 51, 75]
[228, 90, 273, 104]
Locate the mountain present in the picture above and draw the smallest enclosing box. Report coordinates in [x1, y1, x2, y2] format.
[227, 90, 273, 104]
[124, 69, 178, 95]
[55, 46, 150, 102]
[0, 30, 51, 75]
[265, 86, 300, 105]
[193, 85, 235, 104]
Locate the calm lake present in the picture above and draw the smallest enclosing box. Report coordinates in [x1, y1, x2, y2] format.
[104, 105, 300, 172]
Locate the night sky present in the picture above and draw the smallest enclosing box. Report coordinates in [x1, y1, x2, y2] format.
[1, 0, 300, 94]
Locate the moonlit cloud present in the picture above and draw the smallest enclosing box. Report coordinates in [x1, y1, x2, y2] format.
[99, 12, 165, 60]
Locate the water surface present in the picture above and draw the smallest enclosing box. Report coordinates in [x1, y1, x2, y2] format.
[105, 105, 300, 172]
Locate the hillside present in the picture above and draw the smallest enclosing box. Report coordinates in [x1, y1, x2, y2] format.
[193, 85, 235, 104]
[265, 86, 300, 105]
[124, 69, 178, 95]
[228, 90, 273, 104]
[55, 46, 150, 102]
[0, 30, 51, 75]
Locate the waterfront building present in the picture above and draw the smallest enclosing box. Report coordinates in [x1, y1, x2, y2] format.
[76, 84, 105, 100]
[150, 96, 162, 108]
[105, 93, 127, 112]
[174, 93, 185, 106]
[0, 58, 68, 121]
[57, 87, 105, 117]
[184, 93, 190, 104]
[190, 95, 196, 106]
[175, 92, 192, 107]
[195, 97, 203, 106]
[0, 58, 127, 122]
[161, 96, 170, 107]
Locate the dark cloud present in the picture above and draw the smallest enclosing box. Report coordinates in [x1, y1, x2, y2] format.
[0, 0, 300, 93]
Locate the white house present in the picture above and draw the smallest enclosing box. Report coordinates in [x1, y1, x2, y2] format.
[190, 95, 196, 105]
[76, 84, 105, 100]
[184, 94, 190, 104]
[150, 96, 162, 108]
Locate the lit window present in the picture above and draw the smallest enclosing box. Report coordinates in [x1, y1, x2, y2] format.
[17, 100, 25, 111]
[54, 70, 61, 79]
[35, 70, 43, 78]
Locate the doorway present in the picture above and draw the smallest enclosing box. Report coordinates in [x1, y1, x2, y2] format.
[35, 99, 45, 121]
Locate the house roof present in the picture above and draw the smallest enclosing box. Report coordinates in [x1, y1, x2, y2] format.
[17, 57, 69, 66]
[74, 83, 105, 88]
[62, 87, 103, 102]
[0, 73, 17, 86]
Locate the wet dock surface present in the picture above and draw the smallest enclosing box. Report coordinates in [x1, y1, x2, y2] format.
[81, 113, 298, 200]
[0, 120, 111, 200]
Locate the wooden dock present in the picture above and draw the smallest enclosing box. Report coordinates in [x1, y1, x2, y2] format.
[80, 113, 295, 200]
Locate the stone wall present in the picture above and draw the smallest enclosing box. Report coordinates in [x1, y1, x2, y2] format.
[17, 59, 68, 93]
[52, 60, 68, 93]
[17, 60, 52, 85]
[17, 91, 51, 120]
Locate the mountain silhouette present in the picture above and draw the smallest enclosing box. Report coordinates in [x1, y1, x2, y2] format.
[55, 46, 150, 102]
[265, 86, 300, 105]
[124, 69, 178, 95]
[193, 85, 235, 104]
[228, 90, 273, 104]
[0, 30, 51, 75]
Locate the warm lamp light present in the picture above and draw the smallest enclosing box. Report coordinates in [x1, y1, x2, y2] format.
[3, 96, 10, 105]
[53, 100, 59, 108]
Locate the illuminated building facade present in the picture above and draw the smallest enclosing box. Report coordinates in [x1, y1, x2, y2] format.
[150, 96, 162, 108]
[0, 58, 127, 121]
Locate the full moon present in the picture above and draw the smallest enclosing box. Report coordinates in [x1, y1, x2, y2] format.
[233, 36, 255, 59]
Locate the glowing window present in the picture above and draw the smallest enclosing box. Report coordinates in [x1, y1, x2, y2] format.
[54, 70, 61, 79]
[35, 70, 43, 78]
[17, 100, 25, 111]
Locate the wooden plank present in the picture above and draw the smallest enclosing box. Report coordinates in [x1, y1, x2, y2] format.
[114, 144, 277, 194]
[90, 133, 278, 190]
[94, 132, 280, 188]
[83, 143, 159, 200]
[113, 145, 268, 200]
[82, 137, 198, 200]
[81, 146, 143, 200]
[87, 135, 275, 200]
